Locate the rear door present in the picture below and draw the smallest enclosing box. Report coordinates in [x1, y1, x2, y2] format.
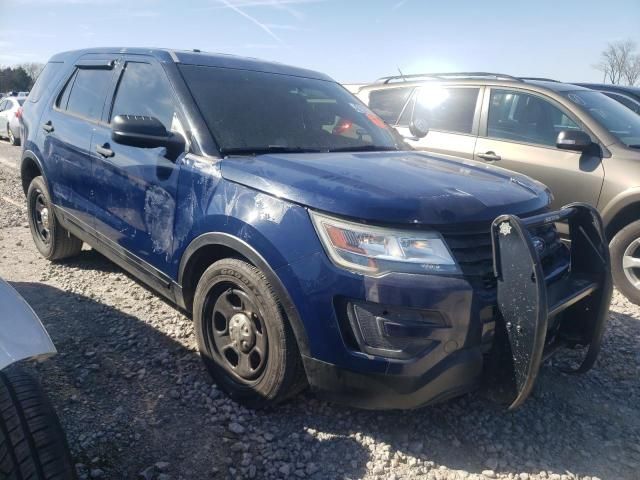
[475, 88, 605, 211]
[395, 85, 483, 160]
[39, 56, 116, 227]
[89, 56, 186, 272]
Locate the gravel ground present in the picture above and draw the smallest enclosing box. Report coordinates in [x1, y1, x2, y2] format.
[0, 140, 639, 480]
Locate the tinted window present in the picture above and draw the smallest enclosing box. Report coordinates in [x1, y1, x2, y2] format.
[28, 62, 63, 103]
[180, 65, 398, 153]
[603, 92, 640, 114]
[488, 90, 580, 147]
[412, 87, 479, 134]
[563, 90, 640, 147]
[65, 68, 113, 120]
[111, 62, 177, 129]
[368, 87, 412, 124]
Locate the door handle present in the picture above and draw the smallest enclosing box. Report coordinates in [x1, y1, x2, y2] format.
[96, 143, 114, 158]
[42, 121, 54, 133]
[477, 151, 501, 162]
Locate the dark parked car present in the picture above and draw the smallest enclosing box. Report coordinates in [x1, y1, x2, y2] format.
[20, 50, 611, 410]
[359, 73, 640, 304]
[573, 83, 640, 115]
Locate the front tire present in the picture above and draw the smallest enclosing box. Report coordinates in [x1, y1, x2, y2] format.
[193, 258, 306, 408]
[27, 176, 83, 261]
[610, 219, 640, 305]
[0, 368, 76, 480]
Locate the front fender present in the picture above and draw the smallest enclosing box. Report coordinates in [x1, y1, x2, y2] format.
[600, 186, 640, 228]
[0, 280, 56, 370]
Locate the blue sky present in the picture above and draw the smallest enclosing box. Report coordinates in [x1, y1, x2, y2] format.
[1, 0, 638, 83]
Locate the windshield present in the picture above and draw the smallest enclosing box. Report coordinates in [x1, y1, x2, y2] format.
[179, 65, 400, 154]
[562, 90, 640, 148]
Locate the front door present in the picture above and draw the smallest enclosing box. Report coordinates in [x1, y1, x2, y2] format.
[475, 88, 605, 211]
[90, 57, 186, 272]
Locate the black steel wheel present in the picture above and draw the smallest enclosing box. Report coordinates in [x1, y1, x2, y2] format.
[206, 286, 269, 383]
[194, 258, 306, 408]
[31, 189, 51, 245]
[27, 176, 83, 261]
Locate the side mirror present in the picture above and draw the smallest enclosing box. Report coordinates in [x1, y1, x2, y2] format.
[409, 117, 429, 139]
[556, 130, 592, 152]
[111, 115, 185, 158]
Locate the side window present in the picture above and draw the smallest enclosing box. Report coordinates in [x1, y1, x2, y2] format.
[110, 62, 178, 130]
[488, 89, 580, 147]
[604, 92, 640, 114]
[63, 68, 113, 120]
[412, 87, 479, 134]
[0, 101, 7, 112]
[367, 87, 412, 124]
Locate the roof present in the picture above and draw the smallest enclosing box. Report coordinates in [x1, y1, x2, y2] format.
[48, 47, 333, 82]
[573, 83, 640, 95]
[358, 73, 590, 94]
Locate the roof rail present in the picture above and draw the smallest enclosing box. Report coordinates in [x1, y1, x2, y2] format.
[375, 72, 523, 84]
[519, 77, 560, 82]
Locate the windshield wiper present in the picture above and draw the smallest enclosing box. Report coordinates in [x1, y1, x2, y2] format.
[222, 146, 323, 156]
[327, 145, 398, 153]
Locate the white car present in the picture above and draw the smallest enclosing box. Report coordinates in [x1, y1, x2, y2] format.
[0, 279, 76, 479]
[0, 96, 25, 145]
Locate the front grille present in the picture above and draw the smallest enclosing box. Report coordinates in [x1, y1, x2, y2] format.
[442, 222, 566, 296]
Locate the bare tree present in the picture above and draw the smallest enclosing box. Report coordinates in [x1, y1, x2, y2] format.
[18, 62, 45, 83]
[595, 40, 637, 85]
[623, 54, 640, 86]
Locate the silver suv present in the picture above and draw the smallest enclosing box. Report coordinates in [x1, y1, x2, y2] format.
[357, 73, 640, 304]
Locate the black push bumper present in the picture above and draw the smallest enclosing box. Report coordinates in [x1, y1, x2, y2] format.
[491, 203, 612, 409]
[303, 203, 612, 411]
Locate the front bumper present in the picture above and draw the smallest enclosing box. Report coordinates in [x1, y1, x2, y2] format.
[282, 204, 611, 410]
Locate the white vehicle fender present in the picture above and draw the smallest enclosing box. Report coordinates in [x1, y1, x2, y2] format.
[0, 279, 56, 370]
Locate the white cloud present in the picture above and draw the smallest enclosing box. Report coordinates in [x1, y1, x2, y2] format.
[393, 0, 410, 10]
[218, 0, 285, 45]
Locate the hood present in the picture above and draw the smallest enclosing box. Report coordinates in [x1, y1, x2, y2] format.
[221, 151, 552, 226]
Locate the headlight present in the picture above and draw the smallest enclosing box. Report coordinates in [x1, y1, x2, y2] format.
[310, 211, 459, 275]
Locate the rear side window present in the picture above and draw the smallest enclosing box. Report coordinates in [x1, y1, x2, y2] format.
[28, 62, 63, 103]
[110, 62, 177, 129]
[62, 68, 113, 120]
[412, 87, 479, 134]
[368, 87, 412, 124]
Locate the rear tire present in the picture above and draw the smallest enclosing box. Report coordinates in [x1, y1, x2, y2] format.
[610, 219, 640, 305]
[0, 368, 76, 480]
[7, 126, 19, 146]
[193, 258, 306, 408]
[27, 176, 82, 261]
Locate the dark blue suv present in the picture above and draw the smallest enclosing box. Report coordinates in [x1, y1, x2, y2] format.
[20, 48, 612, 410]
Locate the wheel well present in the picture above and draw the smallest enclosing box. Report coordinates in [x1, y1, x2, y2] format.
[181, 244, 248, 312]
[21, 157, 42, 195]
[605, 202, 640, 241]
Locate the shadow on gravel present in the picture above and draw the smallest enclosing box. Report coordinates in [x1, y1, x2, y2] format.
[10, 281, 369, 480]
[56, 248, 124, 274]
[10, 277, 639, 479]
